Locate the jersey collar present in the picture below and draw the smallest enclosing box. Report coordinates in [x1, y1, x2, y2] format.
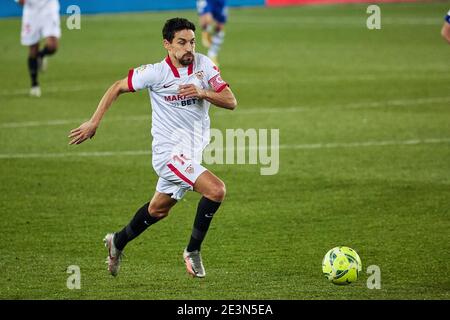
[165, 55, 194, 78]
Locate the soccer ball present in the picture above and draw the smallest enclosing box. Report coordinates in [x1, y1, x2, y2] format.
[322, 246, 362, 285]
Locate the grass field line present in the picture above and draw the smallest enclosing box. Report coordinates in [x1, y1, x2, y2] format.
[2, 71, 450, 97]
[279, 138, 450, 150]
[234, 73, 450, 83]
[0, 138, 449, 159]
[0, 84, 106, 97]
[1, 96, 449, 129]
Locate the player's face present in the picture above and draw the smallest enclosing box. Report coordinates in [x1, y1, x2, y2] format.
[165, 29, 196, 66]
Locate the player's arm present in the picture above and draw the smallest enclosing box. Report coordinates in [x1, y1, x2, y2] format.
[68, 78, 130, 145]
[179, 85, 237, 110]
[15, 0, 25, 5]
[441, 21, 450, 44]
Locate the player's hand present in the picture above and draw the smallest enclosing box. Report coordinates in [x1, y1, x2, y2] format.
[68, 121, 98, 145]
[178, 84, 206, 99]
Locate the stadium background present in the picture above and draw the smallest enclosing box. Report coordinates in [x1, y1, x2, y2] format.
[0, 0, 449, 300]
[0, 0, 422, 17]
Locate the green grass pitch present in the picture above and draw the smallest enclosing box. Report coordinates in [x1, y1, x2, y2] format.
[0, 2, 449, 299]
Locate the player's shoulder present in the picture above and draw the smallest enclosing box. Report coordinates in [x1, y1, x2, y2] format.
[195, 53, 216, 68]
[135, 61, 164, 75]
[195, 53, 221, 75]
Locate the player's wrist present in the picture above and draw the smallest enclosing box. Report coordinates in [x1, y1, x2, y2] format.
[201, 89, 209, 100]
[89, 119, 100, 128]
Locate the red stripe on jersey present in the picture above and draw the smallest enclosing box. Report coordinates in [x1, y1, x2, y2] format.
[127, 69, 135, 92]
[188, 62, 194, 75]
[167, 163, 194, 186]
[165, 56, 180, 78]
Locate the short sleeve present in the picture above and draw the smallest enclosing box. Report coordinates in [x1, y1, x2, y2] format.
[127, 64, 158, 92]
[203, 57, 229, 93]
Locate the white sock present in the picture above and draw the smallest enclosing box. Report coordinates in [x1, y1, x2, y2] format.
[208, 30, 225, 58]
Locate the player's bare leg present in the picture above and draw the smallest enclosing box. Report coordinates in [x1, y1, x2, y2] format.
[148, 191, 178, 218]
[194, 170, 226, 203]
[104, 192, 177, 276]
[200, 12, 214, 48]
[28, 43, 41, 97]
[183, 170, 226, 278]
[38, 36, 58, 72]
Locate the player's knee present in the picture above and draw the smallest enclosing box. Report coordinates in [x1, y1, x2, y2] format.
[47, 45, 58, 55]
[148, 203, 169, 219]
[215, 25, 224, 33]
[206, 181, 226, 202]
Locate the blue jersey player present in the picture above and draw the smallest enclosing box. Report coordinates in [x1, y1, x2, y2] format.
[442, 10, 450, 44]
[197, 0, 227, 65]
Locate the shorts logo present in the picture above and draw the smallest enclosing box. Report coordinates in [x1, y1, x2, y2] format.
[185, 165, 194, 175]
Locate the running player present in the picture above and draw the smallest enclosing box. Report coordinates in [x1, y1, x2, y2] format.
[197, 0, 228, 65]
[68, 18, 237, 278]
[17, 0, 61, 97]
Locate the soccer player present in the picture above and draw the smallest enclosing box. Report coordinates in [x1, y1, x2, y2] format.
[68, 18, 237, 278]
[196, 0, 228, 65]
[17, 0, 61, 97]
[441, 10, 450, 44]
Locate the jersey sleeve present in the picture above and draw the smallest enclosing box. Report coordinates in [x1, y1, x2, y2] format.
[446, 10, 450, 24]
[203, 57, 229, 93]
[127, 64, 158, 92]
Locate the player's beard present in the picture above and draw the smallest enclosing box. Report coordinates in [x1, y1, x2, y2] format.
[179, 53, 194, 66]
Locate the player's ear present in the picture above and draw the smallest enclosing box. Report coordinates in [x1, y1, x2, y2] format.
[163, 39, 171, 50]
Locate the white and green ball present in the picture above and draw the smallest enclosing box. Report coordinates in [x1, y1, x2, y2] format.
[322, 246, 362, 285]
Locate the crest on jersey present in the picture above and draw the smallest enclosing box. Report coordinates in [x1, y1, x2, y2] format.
[195, 71, 205, 80]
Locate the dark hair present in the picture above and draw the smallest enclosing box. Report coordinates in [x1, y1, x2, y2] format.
[162, 18, 196, 42]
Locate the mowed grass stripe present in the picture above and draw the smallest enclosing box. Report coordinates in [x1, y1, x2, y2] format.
[1, 96, 449, 128]
[0, 138, 449, 159]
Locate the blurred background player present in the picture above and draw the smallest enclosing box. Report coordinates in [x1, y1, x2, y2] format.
[441, 9, 450, 44]
[196, 0, 227, 65]
[16, 0, 61, 97]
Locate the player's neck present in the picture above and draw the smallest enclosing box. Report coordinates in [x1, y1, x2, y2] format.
[167, 54, 189, 69]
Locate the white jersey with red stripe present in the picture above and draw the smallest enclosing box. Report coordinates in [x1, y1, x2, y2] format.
[127, 53, 227, 167]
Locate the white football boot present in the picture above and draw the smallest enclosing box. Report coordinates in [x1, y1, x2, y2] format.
[103, 233, 123, 277]
[29, 86, 41, 97]
[183, 248, 206, 278]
